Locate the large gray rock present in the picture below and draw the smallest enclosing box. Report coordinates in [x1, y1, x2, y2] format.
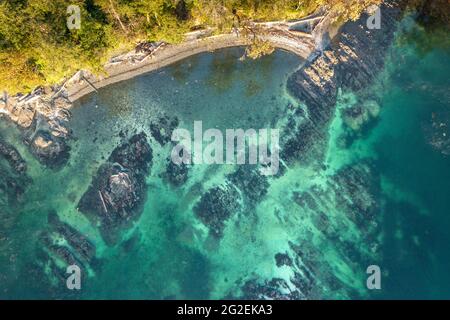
[78, 133, 152, 245]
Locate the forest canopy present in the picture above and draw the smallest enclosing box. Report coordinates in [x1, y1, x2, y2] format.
[0, 0, 447, 94]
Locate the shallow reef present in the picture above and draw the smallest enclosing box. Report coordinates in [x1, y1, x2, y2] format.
[1, 1, 449, 299]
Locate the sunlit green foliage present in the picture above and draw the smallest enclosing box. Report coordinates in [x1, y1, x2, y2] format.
[1, 0, 425, 94]
[244, 38, 274, 60]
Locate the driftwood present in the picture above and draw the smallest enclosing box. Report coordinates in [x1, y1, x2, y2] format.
[98, 190, 109, 214]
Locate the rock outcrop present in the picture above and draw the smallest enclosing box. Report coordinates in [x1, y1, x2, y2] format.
[227, 166, 269, 206]
[237, 160, 380, 299]
[240, 277, 302, 300]
[193, 166, 270, 238]
[0, 71, 93, 169]
[284, 1, 403, 164]
[149, 114, 180, 146]
[0, 138, 27, 174]
[232, 2, 403, 298]
[78, 133, 152, 245]
[164, 159, 190, 187]
[194, 184, 242, 238]
[32, 211, 96, 295]
[0, 135, 30, 207]
[27, 129, 71, 169]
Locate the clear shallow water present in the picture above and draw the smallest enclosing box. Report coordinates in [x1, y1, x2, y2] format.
[1, 20, 449, 299]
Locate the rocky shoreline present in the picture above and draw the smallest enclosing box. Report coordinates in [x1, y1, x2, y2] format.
[0, 138, 31, 212]
[0, 17, 319, 170]
[0, 0, 412, 299]
[284, 1, 403, 165]
[0, 1, 403, 172]
[230, 1, 405, 299]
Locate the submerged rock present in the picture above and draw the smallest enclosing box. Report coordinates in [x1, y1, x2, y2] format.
[47, 212, 96, 262]
[0, 138, 27, 174]
[164, 158, 190, 187]
[342, 99, 380, 131]
[240, 278, 302, 300]
[234, 160, 381, 300]
[0, 135, 31, 206]
[109, 133, 153, 173]
[227, 166, 269, 206]
[78, 133, 152, 245]
[194, 165, 269, 238]
[332, 162, 380, 227]
[343, 105, 370, 131]
[33, 211, 96, 294]
[275, 252, 292, 267]
[194, 184, 241, 238]
[149, 114, 179, 145]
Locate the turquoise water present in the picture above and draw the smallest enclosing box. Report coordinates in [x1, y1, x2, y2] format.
[1, 19, 449, 299]
[373, 37, 450, 299]
[324, 19, 450, 298]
